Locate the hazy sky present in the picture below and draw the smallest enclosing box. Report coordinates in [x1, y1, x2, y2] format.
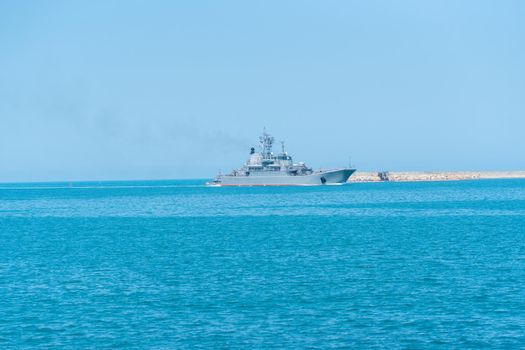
[1, 1, 524, 181]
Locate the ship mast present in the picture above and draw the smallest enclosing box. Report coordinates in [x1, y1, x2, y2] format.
[259, 128, 274, 159]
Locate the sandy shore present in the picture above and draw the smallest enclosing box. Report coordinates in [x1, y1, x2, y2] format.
[349, 171, 525, 183]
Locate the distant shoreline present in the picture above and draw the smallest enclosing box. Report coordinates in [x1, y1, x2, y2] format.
[1, 172, 524, 185]
[348, 171, 525, 183]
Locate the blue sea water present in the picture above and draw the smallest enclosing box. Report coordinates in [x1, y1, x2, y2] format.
[1, 179, 524, 349]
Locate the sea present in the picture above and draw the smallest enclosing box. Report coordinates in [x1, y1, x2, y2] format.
[1, 179, 524, 349]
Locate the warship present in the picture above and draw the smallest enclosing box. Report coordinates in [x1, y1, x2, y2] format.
[207, 130, 356, 186]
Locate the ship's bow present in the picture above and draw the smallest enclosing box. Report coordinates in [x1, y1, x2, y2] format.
[321, 168, 356, 184]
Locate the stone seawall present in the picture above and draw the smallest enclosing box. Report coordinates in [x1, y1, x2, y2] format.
[349, 171, 525, 183]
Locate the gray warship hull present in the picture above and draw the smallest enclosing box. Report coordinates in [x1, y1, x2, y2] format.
[214, 168, 356, 186]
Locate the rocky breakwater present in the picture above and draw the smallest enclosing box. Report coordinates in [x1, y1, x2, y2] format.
[349, 171, 525, 183]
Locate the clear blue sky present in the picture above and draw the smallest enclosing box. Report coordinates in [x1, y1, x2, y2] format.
[1, 1, 524, 181]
